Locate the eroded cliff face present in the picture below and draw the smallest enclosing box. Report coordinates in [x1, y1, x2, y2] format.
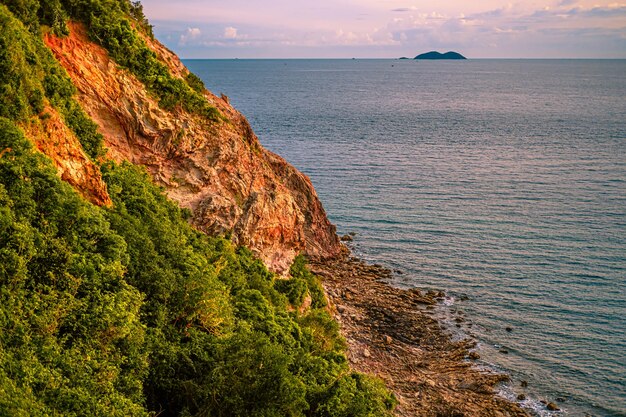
[43, 23, 342, 272]
[21, 105, 111, 207]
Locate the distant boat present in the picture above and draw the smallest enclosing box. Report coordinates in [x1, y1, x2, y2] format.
[414, 51, 467, 60]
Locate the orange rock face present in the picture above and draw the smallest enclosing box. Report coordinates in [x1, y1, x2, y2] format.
[21, 106, 111, 207]
[44, 23, 342, 272]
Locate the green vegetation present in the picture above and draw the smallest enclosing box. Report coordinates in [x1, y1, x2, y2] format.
[2, 0, 220, 121]
[0, 118, 147, 416]
[0, 1, 397, 415]
[275, 255, 328, 309]
[0, 119, 396, 416]
[0, 4, 104, 159]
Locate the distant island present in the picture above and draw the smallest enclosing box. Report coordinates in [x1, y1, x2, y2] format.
[414, 51, 467, 60]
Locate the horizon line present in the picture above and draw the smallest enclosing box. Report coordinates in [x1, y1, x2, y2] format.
[180, 57, 626, 60]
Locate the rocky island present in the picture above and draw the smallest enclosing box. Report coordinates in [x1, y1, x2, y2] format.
[415, 51, 467, 60]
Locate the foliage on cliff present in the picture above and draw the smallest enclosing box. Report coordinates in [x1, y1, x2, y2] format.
[3, 0, 219, 121]
[0, 118, 396, 416]
[0, 3, 104, 159]
[0, 2, 396, 415]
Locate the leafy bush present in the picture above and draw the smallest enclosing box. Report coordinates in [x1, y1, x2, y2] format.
[275, 276, 309, 306]
[313, 373, 398, 417]
[0, 118, 148, 416]
[291, 254, 328, 309]
[39, 0, 69, 35]
[1, 0, 39, 32]
[186, 72, 206, 93]
[0, 6, 44, 120]
[99, 161, 396, 417]
[59, 0, 219, 120]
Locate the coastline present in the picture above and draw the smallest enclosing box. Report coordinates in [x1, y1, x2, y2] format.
[311, 254, 530, 417]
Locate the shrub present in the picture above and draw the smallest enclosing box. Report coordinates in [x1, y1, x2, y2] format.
[275, 276, 309, 306]
[313, 373, 397, 417]
[291, 254, 328, 309]
[0, 118, 148, 416]
[63, 0, 221, 121]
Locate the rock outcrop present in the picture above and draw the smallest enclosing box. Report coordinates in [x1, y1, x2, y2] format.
[43, 23, 342, 272]
[21, 105, 112, 206]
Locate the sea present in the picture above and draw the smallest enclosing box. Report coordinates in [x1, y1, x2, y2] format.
[185, 59, 626, 416]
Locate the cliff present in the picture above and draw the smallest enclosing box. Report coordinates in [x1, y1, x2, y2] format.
[0, 4, 397, 415]
[42, 22, 341, 273]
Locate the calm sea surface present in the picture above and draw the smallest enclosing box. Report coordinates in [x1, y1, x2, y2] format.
[185, 59, 626, 416]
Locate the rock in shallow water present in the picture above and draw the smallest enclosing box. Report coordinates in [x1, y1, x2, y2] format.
[546, 402, 560, 411]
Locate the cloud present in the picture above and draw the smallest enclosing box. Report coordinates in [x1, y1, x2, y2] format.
[568, 6, 626, 18]
[179, 27, 201, 45]
[374, 2, 626, 57]
[530, 7, 556, 18]
[223, 26, 238, 39]
[526, 4, 626, 22]
[148, 1, 626, 58]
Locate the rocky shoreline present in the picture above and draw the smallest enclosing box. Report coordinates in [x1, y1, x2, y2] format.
[311, 254, 530, 417]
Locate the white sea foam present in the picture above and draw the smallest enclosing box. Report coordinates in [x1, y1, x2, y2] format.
[496, 385, 566, 417]
[442, 295, 455, 306]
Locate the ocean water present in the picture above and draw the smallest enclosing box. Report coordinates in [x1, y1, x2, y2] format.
[185, 59, 626, 416]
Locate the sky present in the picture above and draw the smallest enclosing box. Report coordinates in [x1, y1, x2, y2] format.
[140, 0, 626, 58]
